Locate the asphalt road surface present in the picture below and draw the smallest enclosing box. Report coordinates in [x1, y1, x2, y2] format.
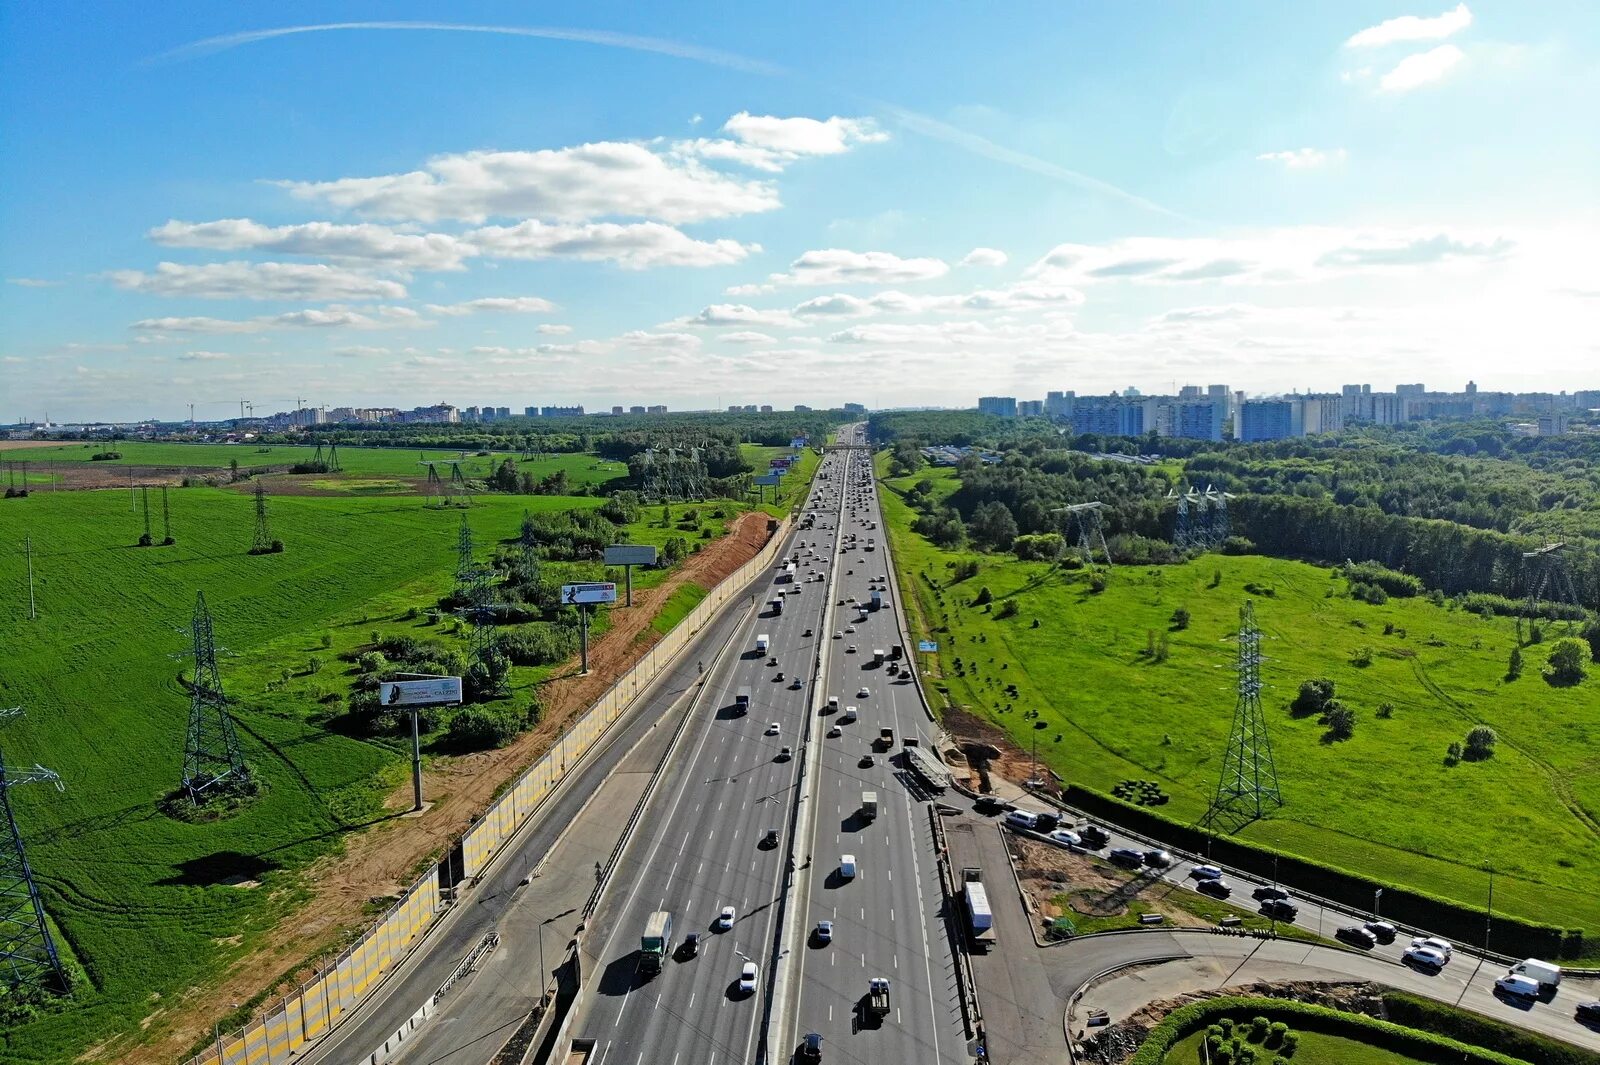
[573, 440, 857, 1065]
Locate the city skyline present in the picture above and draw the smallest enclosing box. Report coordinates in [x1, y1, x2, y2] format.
[4, 2, 1599, 420]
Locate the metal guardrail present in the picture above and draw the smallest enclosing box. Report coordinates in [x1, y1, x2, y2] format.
[434, 930, 500, 1004]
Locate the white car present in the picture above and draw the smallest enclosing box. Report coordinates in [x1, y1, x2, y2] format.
[1049, 828, 1083, 848]
[1191, 864, 1224, 880]
[833, 631, 843, 639]
[738, 961, 759, 994]
[1410, 936, 1453, 960]
[840, 854, 857, 878]
[1004, 810, 1038, 830]
[766, 722, 781, 736]
[716, 905, 736, 930]
[857, 686, 870, 698]
[1403, 945, 1448, 971]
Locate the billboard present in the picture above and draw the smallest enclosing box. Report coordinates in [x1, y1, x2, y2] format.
[561, 581, 618, 605]
[917, 640, 939, 653]
[754, 474, 782, 486]
[604, 544, 659, 566]
[379, 677, 463, 706]
[789, 437, 808, 448]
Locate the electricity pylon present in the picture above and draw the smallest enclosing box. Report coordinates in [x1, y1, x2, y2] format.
[0, 707, 69, 993]
[1213, 600, 1283, 818]
[1055, 501, 1113, 568]
[250, 483, 274, 553]
[181, 592, 249, 802]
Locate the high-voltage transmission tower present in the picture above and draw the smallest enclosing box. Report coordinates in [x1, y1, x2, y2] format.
[161, 485, 174, 545]
[454, 514, 506, 696]
[181, 592, 250, 802]
[420, 461, 444, 506]
[311, 441, 342, 471]
[1520, 540, 1583, 627]
[249, 483, 274, 554]
[1170, 484, 1234, 551]
[1055, 502, 1113, 568]
[0, 706, 69, 994]
[639, 446, 710, 502]
[1213, 601, 1283, 819]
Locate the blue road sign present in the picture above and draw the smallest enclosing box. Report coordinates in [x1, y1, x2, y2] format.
[917, 640, 938, 652]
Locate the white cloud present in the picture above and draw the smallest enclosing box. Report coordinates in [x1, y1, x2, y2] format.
[177, 350, 231, 361]
[129, 305, 424, 334]
[1379, 44, 1465, 91]
[1346, 3, 1472, 48]
[759, 248, 950, 287]
[1256, 148, 1347, 169]
[791, 284, 1083, 319]
[721, 112, 887, 155]
[725, 282, 778, 297]
[1315, 233, 1511, 268]
[109, 261, 406, 301]
[678, 303, 802, 329]
[425, 296, 558, 316]
[7, 277, 59, 288]
[958, 248, 1009, 268]
[281, 142, 780, 224]
[465, 219, 755, 268]
[537, 323, 573, 335]
[148, 218, 474, 271]
[620, 330, 702, 352]
[793, 294, 876, 318]
[721, 331, 777, 344]
[331, 345, 390, 357]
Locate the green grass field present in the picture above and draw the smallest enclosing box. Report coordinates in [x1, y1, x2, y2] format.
[0, 478, 756, 1061]
[877, 457, 1600, 947]
[1, 441, 629, 489]
[1167, 1027, 1425, 1065]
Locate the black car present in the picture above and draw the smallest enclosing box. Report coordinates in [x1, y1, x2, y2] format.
[798, 1032, 823, 1061]
[679, 932, 700, 959]
[1143, 850, 1172, 868]
[1197, 877, 1231, 898]
[1576, 1001, 1600, 1025]
[1261, 898, 1299, 920]
[1078, 825, 1109, 848]
[1109, 848, 1145, 868]
[761, 828, 779, 848]
[1364, 920, 1397, 944]
[1252, 885, 1290, 902]
[1336, 925, 1378, 949]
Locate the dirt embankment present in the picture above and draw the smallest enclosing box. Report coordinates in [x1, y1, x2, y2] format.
[112, 510, 775, 1065]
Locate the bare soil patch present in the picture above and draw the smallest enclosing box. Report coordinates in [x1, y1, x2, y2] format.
[108, 511, 775, 1065]
[1012, 836, 1209, 928]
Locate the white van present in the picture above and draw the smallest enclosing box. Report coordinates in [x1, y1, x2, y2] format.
[1004, 810, 1040, 831]
[1509, 959, 1562, 988]
[1495, 973, 1540, 999]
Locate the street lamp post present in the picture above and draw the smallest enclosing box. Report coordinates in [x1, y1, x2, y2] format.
[1374, 887, 1383, 920]
[1485, 865, 1495, 950]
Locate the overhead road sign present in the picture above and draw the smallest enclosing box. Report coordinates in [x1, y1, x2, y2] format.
[380, 677, 463, 706]
[755, 474, 782, 486]
[604, 545, 659, 567]
[562, 582, 618, 605]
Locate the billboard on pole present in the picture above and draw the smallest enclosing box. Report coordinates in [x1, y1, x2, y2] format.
[561, 581, 618, 605]
[380, 677, 463, 706]
[754, 473, 782, 486]
[604, 544, 659, 566]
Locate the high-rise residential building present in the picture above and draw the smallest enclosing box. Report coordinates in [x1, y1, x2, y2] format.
[1017, 399, 1044, 417]
[1164, 400, 1224, 441]
[1179, 384, 1203, 399]
[480, 403, 497, 420]
[612, 405, 625, 415]
[977, 396, 1017, 417]
[524, 406, 538, 417]
[1207, 384, 1229, 399]
[1044, 390, 1075, 419]
[1238, 400, 1294, 442]
[1073, 396, 1145, 436]
[629, 405, 646, 414]
[760, 404, 774, 413]
[1465, 380, 1478, 395]
[648, 405, 668, 414]
[1537, 413, 1570, 436]
[497, 407, 510, 419]
[1300, 394, 1346, 435]
[540, 405, 584, 417]
[842, 402, 867, 413]
[1395, 383, 1427, 396]
[1341, 384, 1364, 398]
[1576, 390, 1600, 410]
[794, 404, 812, 412]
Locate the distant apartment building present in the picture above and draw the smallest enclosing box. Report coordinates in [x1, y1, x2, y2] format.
[977, 396, 1017, 418]
[1395, 383, 1427, 396]
[1072, 395, 1145, 437]
[397, 403, 459, 424]
[1538, 413, 1570, 436]
[647, 405, 668, 414]
[1238, 400, 1295, 442]
[1045, 390, 1075, 419]
[1300, 394, 1345, 435]
[760, 404, 774, 413]
[1178, 384, 1203, 399]
[612, 405, 625, 415]
[1017, 399, 1044, 417]
[1576, 390, 1600, 410]
[496, 407, 510, 419]
[794, 404, 812, 412]
[1155, 399, 1225, 441]
[629, 405, 646, 414]
[524, 406, 538, 417]
[540, 405, 584, 418]
[1207, 383, 1230, 400]
[842, 402, 867, 414]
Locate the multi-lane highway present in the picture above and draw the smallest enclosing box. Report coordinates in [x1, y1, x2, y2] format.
[574, 438, 855, 1065]
[780, 436, 967, 1063]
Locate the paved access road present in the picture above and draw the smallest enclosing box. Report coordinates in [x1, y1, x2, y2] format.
[782, 433, 969, 1065]
[572, 442, 854, 1065]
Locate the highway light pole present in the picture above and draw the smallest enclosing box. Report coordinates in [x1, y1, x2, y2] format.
[1374, 887, 1383, 919]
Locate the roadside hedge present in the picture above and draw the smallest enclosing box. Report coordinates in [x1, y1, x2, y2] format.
[1128, 995, 1532, 1065]
[1062, 785, 1579, 958]
[1381, 992, 1600, 1065]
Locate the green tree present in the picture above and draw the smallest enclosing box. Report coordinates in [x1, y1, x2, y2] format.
[1321, 700, 1356, 740]
[1170, 606, 1191, 630]
[969, 500, 1019, 552]
[1464, 725, 1497, 760]
[1291, 678, 1335, 717]
[1544, 637, 1588, 686]
[1506, 644, 1523, 681]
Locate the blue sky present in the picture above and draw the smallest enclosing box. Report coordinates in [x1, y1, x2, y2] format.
[2, 1, 1597, 421]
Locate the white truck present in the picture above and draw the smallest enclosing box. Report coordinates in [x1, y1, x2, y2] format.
[960, 869, 996, 947]
[756, 634, 770, 654]
[860, 791, 878, 821]
[1508, 958, 1562, 989]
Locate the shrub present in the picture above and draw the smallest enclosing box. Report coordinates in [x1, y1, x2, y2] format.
[972, 586, 993, 606]
[1446, 741, 1463, 765]
[1376, 702, 1394, 719]
[446, 704, 523, 749]
[1506, 645, 1523, 681]
[319, 633, 334, 649]
[1170, 606, 1191, 630]
[1088, 572, 1107, 594]
[1463, 725, 1497, 760]
[1290, 678, 1335, 717]
[1341, 561, 1423, 597]
[995, 599, 1019, 620]
[1221, 535, 1255, 555]
[1349, 645, 1374, 667]
[1321, 702, 1356, 740]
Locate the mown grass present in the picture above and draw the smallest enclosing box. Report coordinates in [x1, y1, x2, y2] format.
[0, 478, 761, 1061]
[651, 583, 709, 635]
[876, 455, 1600, 948]
[1, 441, 629, 488]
